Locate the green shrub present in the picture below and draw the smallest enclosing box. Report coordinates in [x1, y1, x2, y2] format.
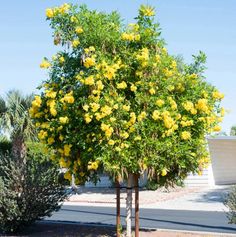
[225, 186, 236, 224]
[0, 137, 12, 154]
[0, 151, 68, 234]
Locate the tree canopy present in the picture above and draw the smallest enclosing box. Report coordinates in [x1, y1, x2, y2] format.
[30, 3, 224, 186]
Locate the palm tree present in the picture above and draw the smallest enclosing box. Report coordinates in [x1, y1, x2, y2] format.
[0, 90, 35, 160]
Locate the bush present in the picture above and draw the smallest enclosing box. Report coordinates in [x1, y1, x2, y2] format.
[225, 186, 236, 224]
[0, 137, 12, 154]
[0, 151, 68, 234]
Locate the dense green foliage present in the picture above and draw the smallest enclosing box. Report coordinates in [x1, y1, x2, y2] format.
[31, 3, 224, 186]
[225, 186, 236, 224]
[0, 150, 68, 233]
[230, 125, 236, 136]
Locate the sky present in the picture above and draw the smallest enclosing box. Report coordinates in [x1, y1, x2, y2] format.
[0, 0, 235, 133]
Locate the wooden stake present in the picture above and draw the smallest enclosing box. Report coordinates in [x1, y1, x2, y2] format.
[116, 179, 121, 237]
[126, 173, 133, 237]
[134, 174, 139, 237]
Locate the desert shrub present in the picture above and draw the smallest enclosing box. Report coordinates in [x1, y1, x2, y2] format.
[0, 137, 12, 154]
[225, 186, 236, 224]
[0, 151, 68, 234]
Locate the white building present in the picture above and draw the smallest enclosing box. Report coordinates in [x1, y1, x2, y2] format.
[86, 137, 236, 188]
[185, 136, 236, 186]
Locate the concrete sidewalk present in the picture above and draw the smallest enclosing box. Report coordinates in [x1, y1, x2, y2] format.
[64, 185, 232, 212]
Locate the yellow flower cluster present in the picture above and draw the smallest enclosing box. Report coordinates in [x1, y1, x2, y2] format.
[117, 81, 127, 89]
[101, 123, 114, 138]
[84, 56, 96, 68]
[60, 91, 75, 104]
[195, 99, 209, 113]
[47, 99, 57, 116]
[30, 96, 42, 118]
[180, 120, 194, 127]
[121, 33, 140, 41]
[46, 3, 70, 18]
[168, 97, 177, 110]
[181, 131, 191, 140]
[59, 116, 69, 124]
[75, 27, 84, 34]
[212, 90, 224, 100]
[87, 161, 99, 170]
[136, 48, 149, 67]
[72, 39, 80, 48]
[139, 5, 155, 17]
[40, 59, 51, 69]
[156, 99, 164, 107]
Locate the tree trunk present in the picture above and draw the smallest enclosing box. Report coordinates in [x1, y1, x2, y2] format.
[116, 179, 121, 237]
[126, 173, 133, 237]
[12, 135, 26, 162]
[71, 174, 78, 193]
[134, 174, 139, 237]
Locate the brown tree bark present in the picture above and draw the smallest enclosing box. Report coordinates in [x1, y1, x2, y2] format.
[134, 174, 140, 237]
[116, 179, 121, 237]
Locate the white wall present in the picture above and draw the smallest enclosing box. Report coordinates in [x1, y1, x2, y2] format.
[208, 136, 236, 185]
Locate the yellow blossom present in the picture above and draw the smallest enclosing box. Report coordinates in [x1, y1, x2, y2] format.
[101, 105, 112, 116]
[195, 99, 209, 113]
[64, 171, 72, 181]
[72, 39, 80, 48]
[134, 136, 141, 141]
[108, 140, 115, 145]
[84, 76, 95, 85]
[61, 92, 75, 104]
[75, 27, 83, 34]
[161, 168, 167, 176]
[84, 57, 96, 68]
[46, 8, 54, 18]
[84, 113, 92, 123]
[83, 104, 89, 111]
[181, 131, 191, 140]
[59, 135, 64, 141]
[149, 88, 156, 95]
[212, 90, 224, 100]
[46, 90, 57, 99]
[70, 16, 78, 23]
[117, 81, 127, 89]
[40, 59, 51, 69]
[47, 137, 55, 145]
[138, 111, 147, 121]
[90, 102, 100, 112]
[59, 116, 69, 124]
[139, 5, 155, 17]
[87, 161, 99, 171]
[59, 56, 65, 64]
[213, 125, 221, 132]
[96, 80, 104, 90]
[64, 144, 72, 157]
[156, 99, 164, 107]
[122, 105, 130, 111]
[38, 130, 48, 140]
[152, 110, 160, 120]
[130, 84, 137, 92]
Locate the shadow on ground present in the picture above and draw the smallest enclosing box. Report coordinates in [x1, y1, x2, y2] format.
[192, 187, 231, 204]
[0, 222, 117, 237]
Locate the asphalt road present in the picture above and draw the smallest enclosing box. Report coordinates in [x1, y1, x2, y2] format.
[47, 205, 236, 234]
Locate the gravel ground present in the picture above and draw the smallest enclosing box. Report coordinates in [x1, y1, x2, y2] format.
[1, 222, 235, 237]
[68, 186, 203, 205]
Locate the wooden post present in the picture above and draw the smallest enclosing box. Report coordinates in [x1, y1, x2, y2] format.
[126, 173, 133, 237]
[116, 179, 121, 237]
[134, 174, 139, 237]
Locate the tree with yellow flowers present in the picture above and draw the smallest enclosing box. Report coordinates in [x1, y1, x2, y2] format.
[31, 3, 224, 237]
